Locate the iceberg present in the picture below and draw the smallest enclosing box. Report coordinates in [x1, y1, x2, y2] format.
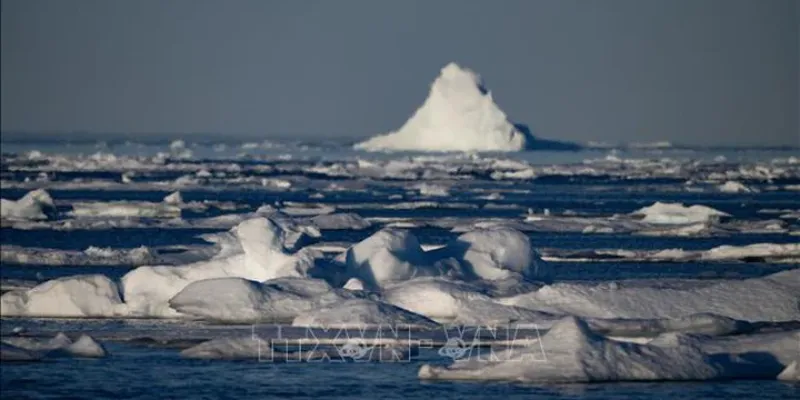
[418, 317, 728, 383]
[632, 202, 730, 225]
[291, 298, 439, 329]
[718, 181, 756, 193]
[0, 189, 55, 221]
[382, 277, 556, 325]
[70, 200, 181, 219]
[338, 229, 440, 290]
[122, 217, 318, 317]
[499, 269, 800, 322]
[778, 360, 799, 381]
[354, 63, 580, 152]
[0, 274, 125, 318]
[169, 277, 354, 323]
[437, 227, 551, 282]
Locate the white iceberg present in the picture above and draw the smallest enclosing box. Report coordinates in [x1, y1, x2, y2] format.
[181, 337, 332, 361]
[338, 229, 440, 290]
[778, 360, 799, 381]
[382, 277, 556, 325]
[0, 189, 55, 221]
[355, 63, 578, 152]
[70, 200, 181, 219]
[632, 202, 730, 225]
[437, 227, 551, 282]
[500, 269, 800, 322]
[0, 275, 125, 318]
[292, 298, 439, 329]
[418, 317, 727, 383]
[122, 217, 318, 317]
[718, 181, 756, 193]
[169, 277, 352, 323]
[162, 191, 183, 205]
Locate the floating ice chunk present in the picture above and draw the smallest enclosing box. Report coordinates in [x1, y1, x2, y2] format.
[343, 278, 366, 291]
[122, 217, 318, 317]
[500, 269, 800, 322]
[440, 227, 551, 282]
[83, 245, 155, 265]
[0, 342, 41, 361]
[415, 183, 450, 197]
[339, 229, 439, 290]
[701, 243, 800, 262]
[70, 201, 181, 219]
[310, 213, 371, 230]
[280, 204, 336, 217]
[62, 335, 107, 358]
[292, 298, 439, 329]
[163, 191, 183, 205]
[585, 313, 752, 337]
[418, 317, 725, 383]
[382, 277, 555, 325]
[355, 63, 578, 152]
[0, 275, 124, 318]
[181, 336, 338, 361]
[718, 181, 756, 193]
[0, 189, 55, 221]
[632, 202, 730, 225]
[778, 360, 799, 381]
[169, 277, 348, 323]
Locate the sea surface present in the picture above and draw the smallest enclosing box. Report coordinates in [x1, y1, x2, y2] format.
[1, 138, 798, 399]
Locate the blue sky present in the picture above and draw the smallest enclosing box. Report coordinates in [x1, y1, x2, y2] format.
[1, 0, 798, 146]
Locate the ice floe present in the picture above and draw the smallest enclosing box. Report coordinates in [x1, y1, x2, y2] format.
[292, 298, 439, 329]
[1, 274, 125, 318]
[778, 360, 799, 381]
[0, 189, 55, 221]
[121, 217, 318, 317]
[418, 317, 729, 383]
[1, 245, 157, 266]
[632, 202, 730, 225]
[70, 200, 181, 219]
[169, 277, 356, 323]
[499, 269, 800, 322]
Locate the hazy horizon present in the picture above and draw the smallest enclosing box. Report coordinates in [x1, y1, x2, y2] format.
[2, 0, 798, 146]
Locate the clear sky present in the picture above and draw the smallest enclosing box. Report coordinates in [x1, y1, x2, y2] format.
[2, 0, 798, 146]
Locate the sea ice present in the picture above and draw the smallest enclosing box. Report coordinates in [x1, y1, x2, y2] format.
[632, 202, 730, 225]
[0, 274, 125, 318]
[122, 217, 318, 317]
[70, 200, 181, 219]
[169, 277, 354, 323]
[778, 360, 799, 381]
[338, 229, 439, 290]
[418, 317, 728, 383]
[718, 181, 756, 193]
[435, 227, 551, 282]
[0, 189, 55, 221]
[292, 298, 439, 329]
[499, 269, 800, 322]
